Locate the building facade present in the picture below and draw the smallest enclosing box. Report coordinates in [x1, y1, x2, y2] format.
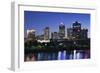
[72, 21, 81, 39]
[67, 21, 88, 40]
[67, 28, 73, 39]
[81, 29, 88, 39]
[27, 29, 36, 41]
[44, 27, 50, 40]
[51, 32, 59, 40]
[59, 22, 65, 39]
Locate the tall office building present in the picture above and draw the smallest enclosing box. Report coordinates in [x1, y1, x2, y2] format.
[81, 29, 88, 39]
[67, 28, 73, 39]
[67, 21, 88, 40]
[44, 27, 50, 40]
[51, 32, 59, 40]
[27, 29, 36, 40]
[59, 22, 65, 39]
[72, 21, 81, 39]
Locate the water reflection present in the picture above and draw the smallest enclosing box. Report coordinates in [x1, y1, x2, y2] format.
[25, 49, 90, 61]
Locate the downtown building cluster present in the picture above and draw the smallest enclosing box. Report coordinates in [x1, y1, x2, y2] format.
[26, 21, 88, 42]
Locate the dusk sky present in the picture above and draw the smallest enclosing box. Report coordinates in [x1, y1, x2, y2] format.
[24, 11, 90, 38]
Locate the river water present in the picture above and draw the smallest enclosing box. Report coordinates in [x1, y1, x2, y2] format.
[25, 49, 90, 61]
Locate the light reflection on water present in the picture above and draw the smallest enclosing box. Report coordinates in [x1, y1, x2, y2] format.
[25, 49, 90, 61]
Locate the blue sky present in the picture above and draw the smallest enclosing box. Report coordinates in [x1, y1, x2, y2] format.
[24, 11, 90, 38]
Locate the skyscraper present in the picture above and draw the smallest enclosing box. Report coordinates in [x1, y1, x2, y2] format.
[81, 29, 88, 39]
[67, 28, 73, 39]
[59, 22, 65, 39]
[72, 21, 81, 39]
[44, 27, 49, 40]
[67, 21, 88, 40]
[51, 32, 59, 40]
[27, 29, 36, 40]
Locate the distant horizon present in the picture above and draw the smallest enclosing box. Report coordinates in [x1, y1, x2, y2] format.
[24, 11, 90, 38]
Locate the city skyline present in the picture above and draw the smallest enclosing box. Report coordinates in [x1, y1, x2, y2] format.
[24, 11, 90, 38]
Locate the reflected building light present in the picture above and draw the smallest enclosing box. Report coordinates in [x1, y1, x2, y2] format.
[60, 51, 65, 60]
[69, 51, 74, 59]
[37, 53, 41, 61]
[58, 51, 61, 60]
[63, 50, 66, 60]
[76, 51, 80, 59]
[26, 56, 30, 61]
[79, 51, 84, 59]
[58, 50, 66, 60]
[73, 50, 77, 59]
[31, 54, 35, 61]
